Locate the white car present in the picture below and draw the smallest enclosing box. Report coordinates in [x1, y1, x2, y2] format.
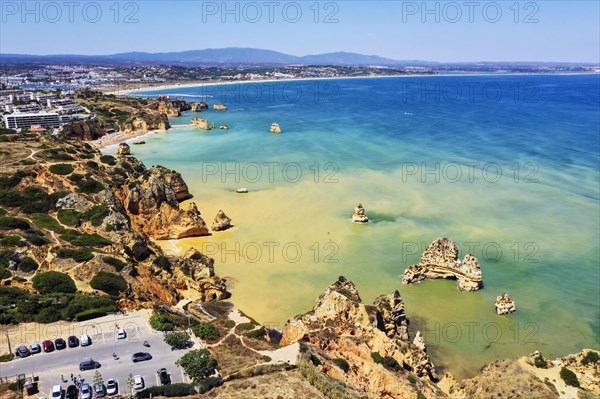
[50, 385, 62, 399]
[80, 334, 91, 346]
[116, 329, 126, 340]
[80, 383, 92, 399]
[133, 375, 144, 390]
[106, 379, 118, 396]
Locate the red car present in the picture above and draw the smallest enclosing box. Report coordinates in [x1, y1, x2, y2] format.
[42, 340, 55, 352]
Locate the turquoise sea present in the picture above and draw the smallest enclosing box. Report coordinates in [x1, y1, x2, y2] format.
[106, 74, 600, 378]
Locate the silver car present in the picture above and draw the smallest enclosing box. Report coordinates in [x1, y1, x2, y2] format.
[80, 383, 92, 399]
[133, 375, 144, 390]
[106, 379, 118, 396]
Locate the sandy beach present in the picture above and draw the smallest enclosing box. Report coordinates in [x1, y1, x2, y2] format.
[90, 124, 192, 149]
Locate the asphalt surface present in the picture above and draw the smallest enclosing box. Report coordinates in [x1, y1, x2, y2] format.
[0, 315, 196, 398]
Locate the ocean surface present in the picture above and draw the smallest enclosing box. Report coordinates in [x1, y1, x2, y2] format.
[106, 74, 600, 379]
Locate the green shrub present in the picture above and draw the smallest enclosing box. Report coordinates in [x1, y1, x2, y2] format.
[371, 352, 401, 371]
[56, 247, 94, 262]
[61, 295, 115, 320]
[25, 233, 50, 246]
[100, 155, 117, 165]
[57, 209, 80, 226]
[417, 393, 427, 399]
[261, 355, 272, 362]
[102, 256, 127, 271]
[0, 249, 14, 268]
[32, 271, 76, 294]
[581, 351, 599, 365]
[149, 312, 175, 331]
[0, 353, 15, 362]
[136, 383, 198, 398]
[309, 354, 321, 366]
[0, 235, 23, 246]
[49, 164, 74, 175]
[559, 366, 580, 387]
[0, 189, 22, 208]
[246, 327, 266, 340]
[224, 319, 236, 329]
[90, 271, 128, 296]
[0, 216, 30, 230]
[0, 266, 11, 279]
[19, 187, 54, 214]
[35, 307, 61, 323]
[30, 213, 65, 233]
[68, 173, 84, 182]
[164, 332, 190, 349]
[175, 349, 217, 383]
[75, 307, 114, 321]
[197, 377, 223, 393]
[17, 257, 38, 273]
[81, 205, 110, 227]
[192, 322, 220, 341]
[0, 207, 6, 215]
[408, 375, 417, 385]
[534, 354, 547, 368]
[77, 178, 104, 193]
[333, 358, 350, 373]
[61, 230, 111, 247]
[153, 255, 171, 270]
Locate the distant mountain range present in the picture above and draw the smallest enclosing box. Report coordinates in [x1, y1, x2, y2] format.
[2, 48, 431, 66]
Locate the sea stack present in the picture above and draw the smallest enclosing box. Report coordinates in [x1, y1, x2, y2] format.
[352, 203, 369, 223]
[270, 123, 282, 133]
[495, 293, 517, 315]
[191, 117, 212, 130]
[117, 142, 131, 155]
[211, 210, 232, 231]
[214, 103, 227, 111]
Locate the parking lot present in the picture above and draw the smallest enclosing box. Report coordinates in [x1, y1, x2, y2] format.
[0, 311, 198, 397]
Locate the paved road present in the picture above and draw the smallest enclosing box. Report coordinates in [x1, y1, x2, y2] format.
[0, 315, 196, 397]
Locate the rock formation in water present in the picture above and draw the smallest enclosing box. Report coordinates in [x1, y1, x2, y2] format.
[352, 202, 369, 223]
[117, 142, 131, 156]
[214, 103, 227, 111]
[147, 99, 191, 117]
[112, 165, 208, 240]
[133, 140, 145, 145]
[123, 110, 170, 133]
[402, 237, 483, 291]
[280, 276, 438, 398]
[191, 102, 209, 112]
[192, 117, 212, 130]
[495, 292, 516, 315]
[211, 210, 232, 231]
[270, 122, 282, 133]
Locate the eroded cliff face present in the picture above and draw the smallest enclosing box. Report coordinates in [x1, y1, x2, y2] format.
[62, 119, 106, 141]
[146, 99, 191, 117]
[402, 237, 483, 291]
[123, 109, 171, 133]
[112, 165, 208, 240]
[280, 276, 439, 399]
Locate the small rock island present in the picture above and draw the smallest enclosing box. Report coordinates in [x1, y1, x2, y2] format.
[117, 142, 131, 155]
[270, 123, 282, 133]
[495, 293, 517, 315]
[352, 203, 369, 223]
[211, 210, 232, 231]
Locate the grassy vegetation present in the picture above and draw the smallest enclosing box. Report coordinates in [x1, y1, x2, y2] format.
[60, 229, 112, 247]
[136, 383, 199, 398]
[30, 213, 65, 233]
[57, 209, 80, 226]
[298, 356, 362, 399]
[0, 187, 55, 214]
[0, 216, 30, 230]
[90, 271, 128, 296]
[56, 247, 94, 262]
[81, 204, 110, 227]
[49, 163, 74, 175]
[0, 235, 23, 246]
[76, 177, 105, 194]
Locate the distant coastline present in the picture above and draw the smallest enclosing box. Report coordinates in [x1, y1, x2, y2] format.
[105, 71, 599, 96]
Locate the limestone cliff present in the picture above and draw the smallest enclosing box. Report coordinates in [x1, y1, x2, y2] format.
[147, 99, 191, 117]
[123, 109, 170, 133]
[402, 237, 483, 291]
[280, 276, 438, 399]
[61, 119, 106, 141]
[113, 165, 207, 240]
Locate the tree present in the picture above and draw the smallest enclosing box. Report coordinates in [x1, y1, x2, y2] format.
[89, 271, 128, 296]
[149, 312, 175, 331]
[175, 349, 217, 383]
[126, 373, 135, 396]
[93, 370, 104, 386]
[559, 367, 580, 387]
[192, 322, 220, 341]
[31, 271, 76, 294]
[164, 332, 190, 349]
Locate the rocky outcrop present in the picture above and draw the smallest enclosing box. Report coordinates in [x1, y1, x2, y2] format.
[281, 277, 438, 398]
[402, 238, 483, 291]
[352, 203, 369, 223]
[192, 117, 212, 130]
[495, 292, 516, 315]
[55, 193, 93, 212]
[112, 165, 207, 240]
[62, 119, 105, 141]
[211, 210, 232, 231]
[214, 103, 227, 111]
[147, 99, 190, 117]
[117, 142, 131, 156]
[191, 102, 208, 112]
[270, 122, 282, 133]
[123, 110, 170, 133]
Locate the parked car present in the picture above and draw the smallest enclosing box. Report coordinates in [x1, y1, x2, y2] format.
[80, 383, 92, 399]
[115, 329, 126, 340]
[67, 336, 79, 348]
[133, 375, 144, 390]
[29, 343, 41, 354]
[16, 345, 31, 358]
[158, 368, 170, 385]
[105, 379, 118, 396]
[65, 385, 78, 399]
[42, 340, 55, 352]
[50, 385, 63, 399]
[54, 338, 66, 350]
[80, 334, 91, 347]
[131, 352, 152, 362]
[93, 384, 106, 398]
[79, 359, 101, 371]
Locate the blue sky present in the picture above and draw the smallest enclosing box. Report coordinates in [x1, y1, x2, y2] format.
[1, 1, 599, 62]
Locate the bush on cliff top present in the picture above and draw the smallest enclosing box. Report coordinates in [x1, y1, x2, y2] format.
[102, 256, 127, 272]
[192, 322, 220, 341]
[56, 247, 94, 262]
[559, 366, 580, 387]
[581, 351, 599, 365]
[49, 163, 74, 175]
[32, 271, 76, 294]
[57, 209, 80, 226]
[90, 271, 128, 296]
[61, 229, 112, 247]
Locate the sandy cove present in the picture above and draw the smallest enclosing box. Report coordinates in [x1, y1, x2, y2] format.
[89, 124, 192, 150]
